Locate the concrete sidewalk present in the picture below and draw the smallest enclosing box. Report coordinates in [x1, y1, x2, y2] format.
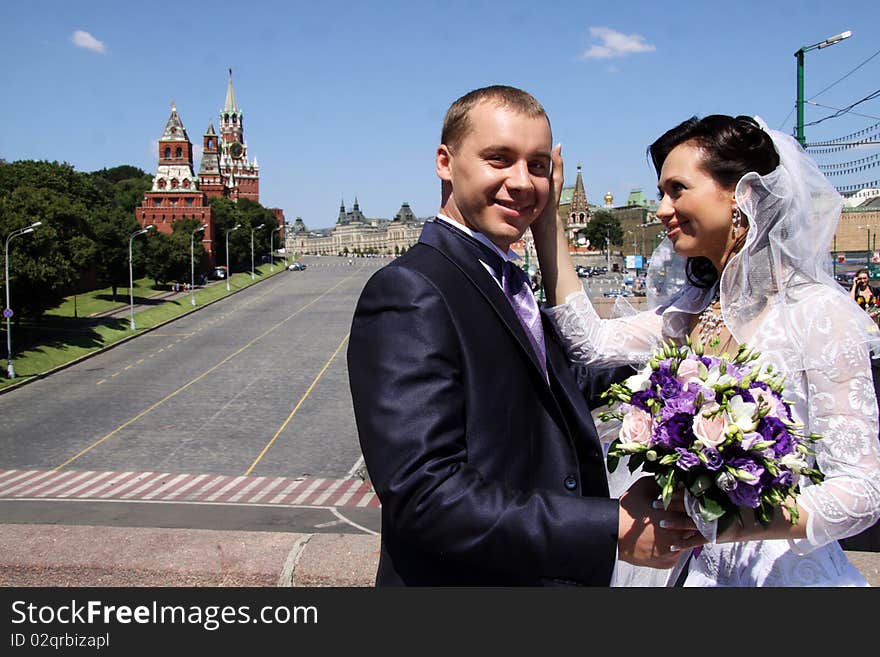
[1, 523, 878, 587]
[0, 524, 380, 587]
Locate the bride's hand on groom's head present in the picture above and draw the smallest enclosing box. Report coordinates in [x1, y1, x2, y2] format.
[530, 144, 565, 240]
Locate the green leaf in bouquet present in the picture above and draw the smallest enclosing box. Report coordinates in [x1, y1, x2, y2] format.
[756, 502, 773, 528]
[698, 496, 726, 523]
[627, 452, 646, 474]
[605, 438, 620, 472]
[697, 361, 709, 379]
[660, 470, 677, 509]
[688, 473, 713, 496]
[715, 505, 741, 536]
[658, 453, 679, 466]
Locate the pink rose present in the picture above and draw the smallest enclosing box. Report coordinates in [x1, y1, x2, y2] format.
[676, 358, 701, 384]
[752, 387, 782, 418]
[693, 403, 727, 448]
[620, 407, 654, 445]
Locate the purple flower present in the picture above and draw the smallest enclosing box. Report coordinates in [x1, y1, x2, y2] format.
[675, 449, 701, 471]
[701, 448, 724, 471]
[729, 482, 761, 508]
[729, 456, 765, 482]
[651, 365, 683, 400]
[724, 362, 750, 382]
[773, 470, 795, 488]
[758, 416, 795, 457]
[738, 388, 756, 404]
[654, 413, 694, 449]
[631, 388, 658, 412]
[660, 393, 698, 422]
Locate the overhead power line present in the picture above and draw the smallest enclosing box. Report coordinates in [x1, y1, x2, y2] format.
[804, 88, 880, 127]
[808, 47, 880, 100]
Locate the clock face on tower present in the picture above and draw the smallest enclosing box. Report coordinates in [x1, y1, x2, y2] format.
[229, 142, 244, 159]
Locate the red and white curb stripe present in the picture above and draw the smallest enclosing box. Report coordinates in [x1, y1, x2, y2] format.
[0, 469, 380, 508]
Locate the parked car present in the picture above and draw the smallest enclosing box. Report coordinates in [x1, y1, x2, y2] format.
[212, 266, 227, 280]
[288, 262, 307, 271]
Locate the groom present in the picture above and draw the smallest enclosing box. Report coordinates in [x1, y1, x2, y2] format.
[347, 85, 698, 586]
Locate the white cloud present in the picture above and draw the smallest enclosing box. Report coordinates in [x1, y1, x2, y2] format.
[71, 30, 106, 54]
[582, 27, 655, 60]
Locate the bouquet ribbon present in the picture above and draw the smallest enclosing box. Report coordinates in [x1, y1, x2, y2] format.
[684, 489, 717, 544]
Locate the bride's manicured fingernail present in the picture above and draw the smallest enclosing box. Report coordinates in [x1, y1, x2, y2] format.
[659, 520, 671, 528]
[670, 545, 681, 552]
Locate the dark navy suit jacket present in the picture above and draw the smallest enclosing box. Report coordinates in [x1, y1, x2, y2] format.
[347, 219, 620, 586]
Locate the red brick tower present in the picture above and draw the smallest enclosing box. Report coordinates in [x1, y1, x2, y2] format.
[219, 69, 259, 202]
[136, 103, 215, 267]
[198, 121, 225, 198]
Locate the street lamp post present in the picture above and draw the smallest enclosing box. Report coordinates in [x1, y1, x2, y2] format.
[270, 225, 282, 272]
[226, 223, 241, 292]
[191, 224, 206, 306]
[128, 224, 154, 330]
[605, 231, 611, 270]
[250, 223, 265, 280]
[4, 221, 42, 378]
[795, 30, 852, 147]
[833, 235, 838, 278]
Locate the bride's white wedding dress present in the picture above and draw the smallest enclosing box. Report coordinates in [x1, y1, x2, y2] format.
[549, 284, 880, 586]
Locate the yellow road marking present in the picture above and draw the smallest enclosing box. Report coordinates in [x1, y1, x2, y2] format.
[54, 276, 354, 471]
[244, 333, 350, 477]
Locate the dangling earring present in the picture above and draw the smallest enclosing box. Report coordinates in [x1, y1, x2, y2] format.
[731, 207, 742, 238]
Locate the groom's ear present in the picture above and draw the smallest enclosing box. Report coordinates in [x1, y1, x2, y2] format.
[436, 144, 453, 182]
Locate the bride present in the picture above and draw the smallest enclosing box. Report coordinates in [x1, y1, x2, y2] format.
[532, 115, 880, 586]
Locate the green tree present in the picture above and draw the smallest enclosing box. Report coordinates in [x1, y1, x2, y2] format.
[0, 162, 97, 320]
[143, 218, 205, 287]
[208, 197, 240, 271]
[583, 210, 624, 252]
[89, 206, 141, 301]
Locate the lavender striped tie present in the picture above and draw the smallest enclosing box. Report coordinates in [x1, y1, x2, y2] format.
[502, 260, 547, 377]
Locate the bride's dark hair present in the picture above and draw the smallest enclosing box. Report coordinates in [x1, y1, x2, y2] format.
[648, 115, 780, 288]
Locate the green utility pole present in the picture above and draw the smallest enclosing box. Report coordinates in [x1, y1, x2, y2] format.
[796, 49, 805, 147]
[794, 30, 852, 148]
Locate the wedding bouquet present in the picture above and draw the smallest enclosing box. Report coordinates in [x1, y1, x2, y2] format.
[600, 339, 824, 538]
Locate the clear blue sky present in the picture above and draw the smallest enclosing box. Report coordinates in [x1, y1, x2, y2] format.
[2, 1, 878, 229]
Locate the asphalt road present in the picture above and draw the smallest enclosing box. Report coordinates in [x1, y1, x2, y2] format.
[0, 256, 386, 536]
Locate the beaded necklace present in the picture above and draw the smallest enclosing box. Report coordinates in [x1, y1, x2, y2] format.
[695, 290, 724, 347]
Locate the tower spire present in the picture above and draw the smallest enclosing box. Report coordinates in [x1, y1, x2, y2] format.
[225, 68, 238, 112]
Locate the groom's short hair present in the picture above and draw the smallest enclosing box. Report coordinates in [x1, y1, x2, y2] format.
[441, 85, 548, 152]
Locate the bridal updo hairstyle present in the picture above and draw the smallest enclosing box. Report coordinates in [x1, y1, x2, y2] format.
[648, 115, 780, 288]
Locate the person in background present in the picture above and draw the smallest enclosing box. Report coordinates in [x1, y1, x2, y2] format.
[851, 268, 878, 311]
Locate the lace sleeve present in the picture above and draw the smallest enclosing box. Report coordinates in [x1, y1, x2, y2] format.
[789, 309, 880, 553]
[544, 289, 665, 368]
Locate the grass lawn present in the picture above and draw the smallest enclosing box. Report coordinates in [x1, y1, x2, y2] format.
[0, 263, 284, 389]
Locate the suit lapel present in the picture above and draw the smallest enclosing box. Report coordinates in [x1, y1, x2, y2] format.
[418, 220, 549, 386]
[419, 219, 606, 464]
